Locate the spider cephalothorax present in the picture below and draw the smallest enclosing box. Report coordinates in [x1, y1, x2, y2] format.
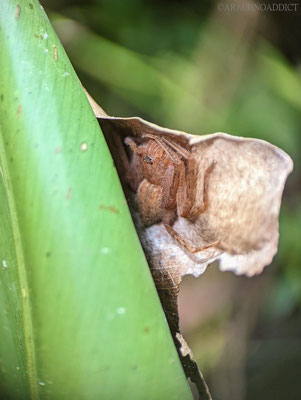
[124, 133, 218, 253]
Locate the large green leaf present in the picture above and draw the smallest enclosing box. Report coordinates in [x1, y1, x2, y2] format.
[0, 1, 193, 398]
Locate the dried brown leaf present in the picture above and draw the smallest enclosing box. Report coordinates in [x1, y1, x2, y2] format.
[95, 115, 293, 277]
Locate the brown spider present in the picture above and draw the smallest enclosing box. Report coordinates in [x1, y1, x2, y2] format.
[124, 133, 219, 253]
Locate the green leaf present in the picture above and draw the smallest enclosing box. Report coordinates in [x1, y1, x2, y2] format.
[0, 1, 193, 398]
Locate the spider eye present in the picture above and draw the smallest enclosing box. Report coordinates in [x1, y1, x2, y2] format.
[143, 155, 153, 165]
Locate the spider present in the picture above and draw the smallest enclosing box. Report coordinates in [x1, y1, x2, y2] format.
[124, 133, 219, 253]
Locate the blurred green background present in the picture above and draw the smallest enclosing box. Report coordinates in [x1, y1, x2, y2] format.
[42, 0, 301, 399]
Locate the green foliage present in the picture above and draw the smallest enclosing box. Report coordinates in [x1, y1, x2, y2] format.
[0, 1, 193, 398]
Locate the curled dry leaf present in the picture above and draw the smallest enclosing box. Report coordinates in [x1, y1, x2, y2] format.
[91, 110, 293, 278]
[86, 90, 293, 399]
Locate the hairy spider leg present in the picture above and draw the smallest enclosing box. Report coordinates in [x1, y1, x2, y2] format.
[124, 136, 144, 154]
[142, 133, 182, 165]
[161, 164, 178, 210]
[164, 222, 220, 253]
[161, 136, 191, 159]
[177, 160, 216, 218]
[124, 136, 145, 190]
[176, 158, 195, 217]
[186, 161, 216, 218]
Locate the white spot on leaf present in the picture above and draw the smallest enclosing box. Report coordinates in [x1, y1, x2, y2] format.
[116, 307, 126, 315]
[101, 247, 111, 255]
[80, 142, 88, 152]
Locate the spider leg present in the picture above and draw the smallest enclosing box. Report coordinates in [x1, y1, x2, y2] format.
[142, 134, 182, 164]
[161, 164, 178, 210]
[124, 136, 144, 190]
[163, 222, 220, 253]
[187, 161, 216, 217]
[124, 136, 144, 154]
[177, 160, 216, 219]
[144, 134, 191, 160]
[176, 159, 196, 217]
[161, 137, 191, 159]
